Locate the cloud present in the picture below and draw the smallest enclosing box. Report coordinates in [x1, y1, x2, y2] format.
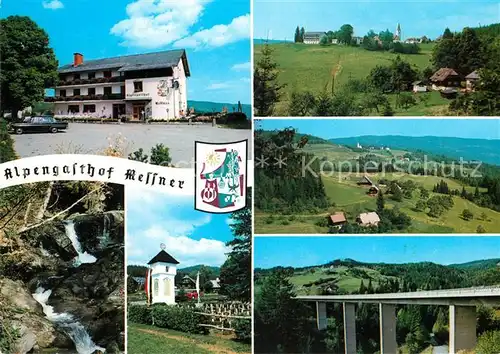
[132, 225, 230, 267]
[207, 77, 250, 90]
[207, 82, 232, 90]
[110, 0, 210, 48]
[231, 62, 251, 71]
[173, 14, 250, 49]
[126, 187, 229, 267]
[42, 0, 64, 9]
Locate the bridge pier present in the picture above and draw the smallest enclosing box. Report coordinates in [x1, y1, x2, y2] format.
[379, 303, 397, 354]
[316, 301, 328, 330]
[343, 302, 357, 354]
[449, 305, 476, 353]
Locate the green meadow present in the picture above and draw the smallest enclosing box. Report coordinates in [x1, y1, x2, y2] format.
[254, 42, 451, 115]
[256, 171, 500, 234]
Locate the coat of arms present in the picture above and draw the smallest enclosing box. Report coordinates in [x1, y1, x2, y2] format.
[157, 80, 170, 97]
[195, 140, 247, 213]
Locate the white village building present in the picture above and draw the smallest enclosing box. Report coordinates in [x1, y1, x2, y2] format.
[147, 248, 179, 305]
[45, 50, 190, 121]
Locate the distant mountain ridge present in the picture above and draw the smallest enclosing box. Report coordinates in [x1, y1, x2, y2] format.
[329, 135, 500, 165]
[188, 100, 251, 118]
[256, 258, 500, 271]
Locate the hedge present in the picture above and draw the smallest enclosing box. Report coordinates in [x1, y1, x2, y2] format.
[128, 305, 152, 325]
[0, 119, 17, 163]
[233, 318, 251, 343]
[127, 305, 208, 335]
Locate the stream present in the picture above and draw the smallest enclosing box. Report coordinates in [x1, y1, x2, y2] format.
[32, 288, 105, 354]
[31, 220, 105, 354]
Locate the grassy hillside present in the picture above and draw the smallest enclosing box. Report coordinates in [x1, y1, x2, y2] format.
[254, 42, 449, 115]
[256, 171, 500, 234]
[331, 135, 500, 166]
[255, 257, 500, 296]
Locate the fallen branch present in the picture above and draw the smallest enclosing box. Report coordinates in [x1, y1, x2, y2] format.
[198, 324, 235, 331]
[19, 187, 101, 233]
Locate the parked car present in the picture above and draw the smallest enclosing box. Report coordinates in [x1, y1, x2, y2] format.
[10, 116, 68, 134]
[186, 291, 203, 300]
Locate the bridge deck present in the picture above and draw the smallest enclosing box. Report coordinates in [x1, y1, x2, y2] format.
[296, 286, 500, 306]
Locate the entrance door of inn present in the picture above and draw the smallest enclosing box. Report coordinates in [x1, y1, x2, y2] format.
[132, 104, 145, 121]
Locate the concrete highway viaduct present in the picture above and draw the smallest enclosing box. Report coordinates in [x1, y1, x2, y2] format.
[296, 286, 500, 354]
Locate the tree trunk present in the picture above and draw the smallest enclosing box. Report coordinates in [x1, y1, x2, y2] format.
[36, 182, 54, 221]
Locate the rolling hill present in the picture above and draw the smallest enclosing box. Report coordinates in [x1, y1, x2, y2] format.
[330, 135, 500, 165]
[255, 258, 500, 296]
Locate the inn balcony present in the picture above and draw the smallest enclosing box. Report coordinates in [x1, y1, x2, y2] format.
[45, 93, 126, 102]
[56, 76, 125, 87]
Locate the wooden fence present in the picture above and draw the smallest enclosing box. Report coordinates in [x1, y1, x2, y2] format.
[195, 302, 251, 331]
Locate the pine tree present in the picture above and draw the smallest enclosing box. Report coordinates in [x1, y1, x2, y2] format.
[219, 190, 251, 301]
[442, 28, 453, 39]
[377, 190, 385, 212]
[254, 43, 285, 116]
[367, 279, 374, 294]
[294, 26, 300, 43]
[461, 186, 467, 198]
[359, 280, 366, 294]
[474, 186, 480, 198]
[300, 27, 305, 42]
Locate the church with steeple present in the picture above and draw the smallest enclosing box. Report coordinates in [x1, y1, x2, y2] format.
[394, 23, 402, 42]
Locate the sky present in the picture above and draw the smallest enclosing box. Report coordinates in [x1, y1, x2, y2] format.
[254, 0, 500, 41]
[254, 236, 500, 269]
[126, 186, 235, 268]
[2, 0, 251, 104]
[257, 119, 500, 140]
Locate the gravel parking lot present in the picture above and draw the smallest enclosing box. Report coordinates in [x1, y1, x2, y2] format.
[12, 123, 253, 165]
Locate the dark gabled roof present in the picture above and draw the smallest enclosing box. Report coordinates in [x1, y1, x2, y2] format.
[430, 68, 460, 82]
[304, 32, 327, 37]
[58, 49, 190, 76]
[147, 250, 180, 265]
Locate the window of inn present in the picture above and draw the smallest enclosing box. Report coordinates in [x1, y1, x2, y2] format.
[73, 73, 80, 80]
[83, 104, 96, 113]
[88, 72, 95, 80]
[103, 71, 112, 78]
[73, 88, 81, 96]
[88, 87, 96, 95]
[68, 105, 79, 113]
[134, 81, 143, 93]
[60, 89, 66, 97]
[103, 87, 112, 95]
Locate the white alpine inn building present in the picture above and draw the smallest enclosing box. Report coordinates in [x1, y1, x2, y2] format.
[45, 50, 190, 121]
[148, 249, 179, 305]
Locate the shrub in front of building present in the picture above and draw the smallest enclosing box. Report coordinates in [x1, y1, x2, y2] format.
[151, 305, 208, 335]
[127, 305, 152, 325]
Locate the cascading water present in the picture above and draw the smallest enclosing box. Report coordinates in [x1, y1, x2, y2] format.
[32, 287, 105, 354]
[64, 220, 97, 265]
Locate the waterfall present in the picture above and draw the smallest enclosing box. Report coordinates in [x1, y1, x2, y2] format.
[64, 220, 97, 265]
[32, 287, 105, 354]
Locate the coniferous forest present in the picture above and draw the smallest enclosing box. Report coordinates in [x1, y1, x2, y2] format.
[255, 128, 330, 213]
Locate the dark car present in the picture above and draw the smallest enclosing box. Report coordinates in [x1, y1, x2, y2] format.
[10, 116, 68, 134]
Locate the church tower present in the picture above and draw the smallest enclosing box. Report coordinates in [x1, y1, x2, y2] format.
[146, 244, 179, 305]
[395, 23, 402, 41]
